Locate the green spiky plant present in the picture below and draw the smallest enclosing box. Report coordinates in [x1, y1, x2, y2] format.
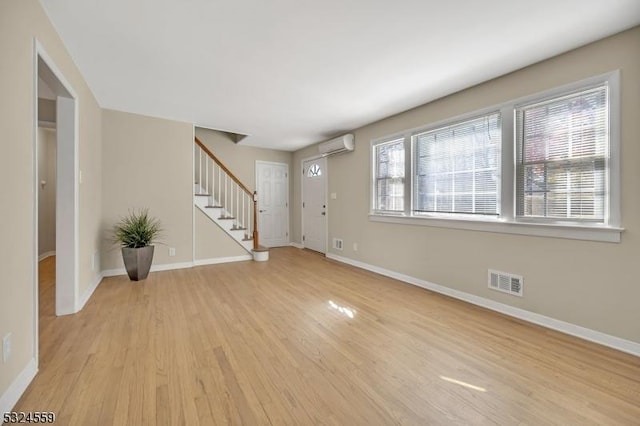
[113, 208, 162, 248]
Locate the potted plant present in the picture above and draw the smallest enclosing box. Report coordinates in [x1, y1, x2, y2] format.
[113, 208, 162, 281]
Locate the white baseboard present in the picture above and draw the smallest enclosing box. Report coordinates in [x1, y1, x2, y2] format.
[194, 255, 252, 266]
[76, 273, 103, 311]
[326, 253, 640, 357]
[102, 260, 194, 278]
[0, 358, 37, 416]
[102, 256, 256, 277]
[37, 251, 55, 261]
[290, 242, 304, 249]
[145, 261, 195, 273]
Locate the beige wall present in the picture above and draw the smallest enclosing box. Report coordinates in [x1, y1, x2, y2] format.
[195, 209, 248, 260]
[102, 120, 276, 268]
[37, 128, 56, 256]
[0, 0, 103, 399]
[101, 110, 193, 270]
[293, 27, 640, 344]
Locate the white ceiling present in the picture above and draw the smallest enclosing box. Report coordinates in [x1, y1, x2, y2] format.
[40, 0, 640, 151]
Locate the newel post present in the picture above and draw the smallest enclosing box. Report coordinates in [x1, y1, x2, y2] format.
[253, 191, 259, 249]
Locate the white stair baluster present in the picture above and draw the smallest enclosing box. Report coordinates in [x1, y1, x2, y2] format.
[193, 140, 263, 257]
[211, 161, 215, 204]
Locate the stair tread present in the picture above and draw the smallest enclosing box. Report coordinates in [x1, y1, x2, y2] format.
[194, 193, 211, 197]
[252, 245, 269, 252]
[218, 216, 236, 220]
[205, 205, 223, 208]
[231, 227, 247, 231]
[242, 237, 253, 241]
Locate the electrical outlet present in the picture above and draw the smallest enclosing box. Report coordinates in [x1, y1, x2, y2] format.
[169, 247, 176, 257]
[3, 333, 11, 363]
[353, 243, 358, 252]
[333, 238, 343, 250]
[330, 192, 337, 200]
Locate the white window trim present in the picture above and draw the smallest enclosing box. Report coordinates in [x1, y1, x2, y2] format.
[371, 136, 409, 214]
[369, 71, 623, 243]
[369, 214, 622, 243]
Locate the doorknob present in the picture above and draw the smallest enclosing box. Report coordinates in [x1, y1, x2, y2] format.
[259, 209, 266, 213]
[321, 212, 326, 215]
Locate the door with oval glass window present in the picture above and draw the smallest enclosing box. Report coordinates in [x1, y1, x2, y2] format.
[302, 157, 327, 253]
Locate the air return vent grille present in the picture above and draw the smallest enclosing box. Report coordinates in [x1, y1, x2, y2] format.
[488, 270, 523, 297]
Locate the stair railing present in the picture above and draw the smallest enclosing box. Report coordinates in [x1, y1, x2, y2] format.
[194, 137, 259, 249]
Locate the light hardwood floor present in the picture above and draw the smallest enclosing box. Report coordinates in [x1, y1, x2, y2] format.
[16, 248, 640, 425]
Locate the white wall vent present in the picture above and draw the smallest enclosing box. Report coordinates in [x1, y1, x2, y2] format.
[332, 238, 343, 250]
[318, 134, 354, 157]
[488, 270, 523, 297]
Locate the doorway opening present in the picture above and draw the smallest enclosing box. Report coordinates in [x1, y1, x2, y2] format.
[36, 107, 57, 320]
[34, 42, 79, 362]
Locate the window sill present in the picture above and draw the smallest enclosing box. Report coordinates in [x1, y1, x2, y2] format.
[368, 214, 623, 243]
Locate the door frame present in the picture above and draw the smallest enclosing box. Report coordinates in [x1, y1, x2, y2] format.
[33, 39, 80, 362]
[255, 160, 290, 247]
[300, 155, 328, 254]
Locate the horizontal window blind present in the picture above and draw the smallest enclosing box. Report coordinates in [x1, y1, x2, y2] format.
[374, 139, 405, 211]
[413, 112, 501, 215]
[516, 85, 608, 221]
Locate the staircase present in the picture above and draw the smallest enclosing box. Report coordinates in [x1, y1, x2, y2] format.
[194, 137, 268, 261]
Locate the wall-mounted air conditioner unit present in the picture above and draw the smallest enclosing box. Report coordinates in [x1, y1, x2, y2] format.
[318, 134, 355, 157]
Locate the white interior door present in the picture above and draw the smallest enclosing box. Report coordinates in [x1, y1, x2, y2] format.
[302, 157, 327, 253]
[257, 161, 289, 247]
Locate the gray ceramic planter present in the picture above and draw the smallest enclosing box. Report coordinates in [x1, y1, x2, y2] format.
[121, 246, 154, 281]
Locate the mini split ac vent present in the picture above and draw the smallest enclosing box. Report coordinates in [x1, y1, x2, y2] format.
[318, 134, 354, 157]
[488, 270, 523, 297]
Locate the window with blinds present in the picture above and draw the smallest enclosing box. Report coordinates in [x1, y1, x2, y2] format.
[516, 85, 608, 222]
[370, 72, 619, 241]
[414, 113, 501, 215]
[374, 139, 405, 212]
